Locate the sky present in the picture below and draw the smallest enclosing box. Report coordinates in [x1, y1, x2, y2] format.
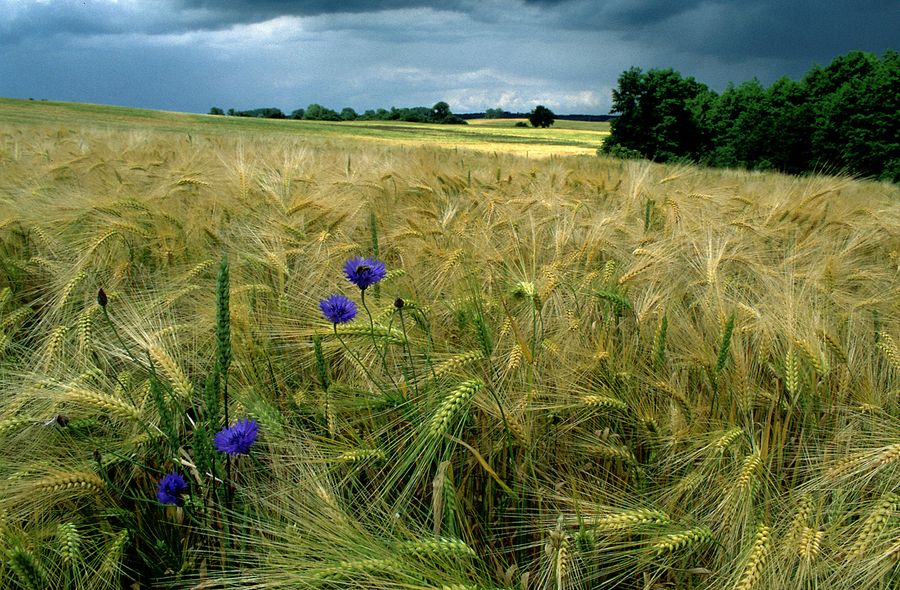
[0, 0, 896, 115]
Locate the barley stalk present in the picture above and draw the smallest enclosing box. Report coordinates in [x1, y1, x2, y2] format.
[57, 522, 82, 566]
[797, 526, 824, 563]
[877, 333, 900, 371]
[148, 345, 193, 399]
[0, 416, 34, 438]
[33, 471, 105, 494]
[64, 388, 142, 421]
[876, 442, 900, 468]
[429, 379, 482, 437]
[784, 346, 800, 396]
[583, 508, 669, 535]
[580, 395, 628, 411]
[77, 306, 95, 352]
[654, 313, 667, 368]
[426, 351, 485, 383]
[652, 525, 713, 555]
[847, 494, 900, 559]
[733, 524, 771, 590]
[7, 545, 49, 590]
[817, 329, 848, 364]
[401, 537, 476, 559]
[617, 260, 654, 285]
[337, 448, 387, 463]
[216, 257, 232, 375]
[795, 338, 828, 374]
[601, 260, 616, 284]
[786, 495, 813, 544]
[734, 451, 762, 492]
[716, 312, 736, 374]
[100, 529, 130, 577]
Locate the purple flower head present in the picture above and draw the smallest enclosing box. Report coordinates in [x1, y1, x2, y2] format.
[214, 418, 259, 455]
[157, 472, 188, 505]
[343, 257, 387, 291]
[319, 294, 357, 324]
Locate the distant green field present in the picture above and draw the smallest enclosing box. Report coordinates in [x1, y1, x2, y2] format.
[0, 98, 609, 156]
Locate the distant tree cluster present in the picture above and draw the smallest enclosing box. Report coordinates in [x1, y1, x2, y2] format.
[528, 105, 555, 128]
[600, 50, 899, 181]
[210, 102, 467, 124]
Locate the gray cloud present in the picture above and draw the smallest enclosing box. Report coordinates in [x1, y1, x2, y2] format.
[0, 0, 895, 115]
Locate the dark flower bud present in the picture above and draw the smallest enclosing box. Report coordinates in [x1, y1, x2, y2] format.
[394, 297, 405, 309]
[97, 288, 108, 308]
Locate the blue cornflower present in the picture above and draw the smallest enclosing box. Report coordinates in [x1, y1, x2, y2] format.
[343, 257, 387, 291]
[157, 472, 188, 505]
[319, 294, 357, 324]
[214, 418, 259, 455]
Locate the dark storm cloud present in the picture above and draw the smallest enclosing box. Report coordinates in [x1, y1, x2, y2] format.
[522, 0, 896, 62]
[0, 0, 895, 115]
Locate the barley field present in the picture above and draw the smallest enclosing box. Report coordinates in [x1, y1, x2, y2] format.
[0, 99, 898, 589]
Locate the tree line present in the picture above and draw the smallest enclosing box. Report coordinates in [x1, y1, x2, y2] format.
[209, 101, 467, 124]
[601, 50, 899, 182]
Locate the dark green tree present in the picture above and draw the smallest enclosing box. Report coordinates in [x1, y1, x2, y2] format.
[431, 101, 451, 122]
[603, 67, 711, 162]
[340, 107, 358, 121]
[805, 50, 899, 180]
[528, 105, 555, 128]
[484, 107, 504, 119]
[694, 79, 773, 170]
[304, 104, 341, 121]
[208, 106, 224, 116]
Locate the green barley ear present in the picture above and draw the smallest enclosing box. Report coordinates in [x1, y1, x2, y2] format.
[313, 334, 329, 391]
[313, 334, 334, 436]
[100, 529, 130, 580]
[434, 461, 460, 537]
[643, 197, 655, 231]
[204, 367, 220, 426]
[716, 312, 736, 375]
[150, 375, 178, 455]
[652, 525, 713, 555]
[470, 301, 493, 358]
[654, 313, 668, 369]
[369, 211, 381, 298]
[429, 379, 483, 438]
[7, 544, 49, 590]
[216, 257, 231, 376]
[57, 522, 82, 570]
[784, 346, 800, 396]
[596, 289, 632, 314]
[193, 423, 214, 481]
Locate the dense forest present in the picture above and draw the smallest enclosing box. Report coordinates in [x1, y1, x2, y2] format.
[601, 50, 899, 181]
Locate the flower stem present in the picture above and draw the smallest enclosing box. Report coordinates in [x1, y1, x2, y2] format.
[359, 289, 400, 391]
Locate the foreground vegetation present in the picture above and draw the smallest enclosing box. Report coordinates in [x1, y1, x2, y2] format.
[0, 104, 898, 589]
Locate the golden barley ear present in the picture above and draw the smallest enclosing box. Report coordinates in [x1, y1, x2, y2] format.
[733, 524, 771, 590]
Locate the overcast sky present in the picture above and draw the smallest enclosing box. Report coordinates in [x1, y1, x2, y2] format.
[0, 0, 896, 115]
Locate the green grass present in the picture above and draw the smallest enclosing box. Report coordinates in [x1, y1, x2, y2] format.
[0, 98, 609, 155]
